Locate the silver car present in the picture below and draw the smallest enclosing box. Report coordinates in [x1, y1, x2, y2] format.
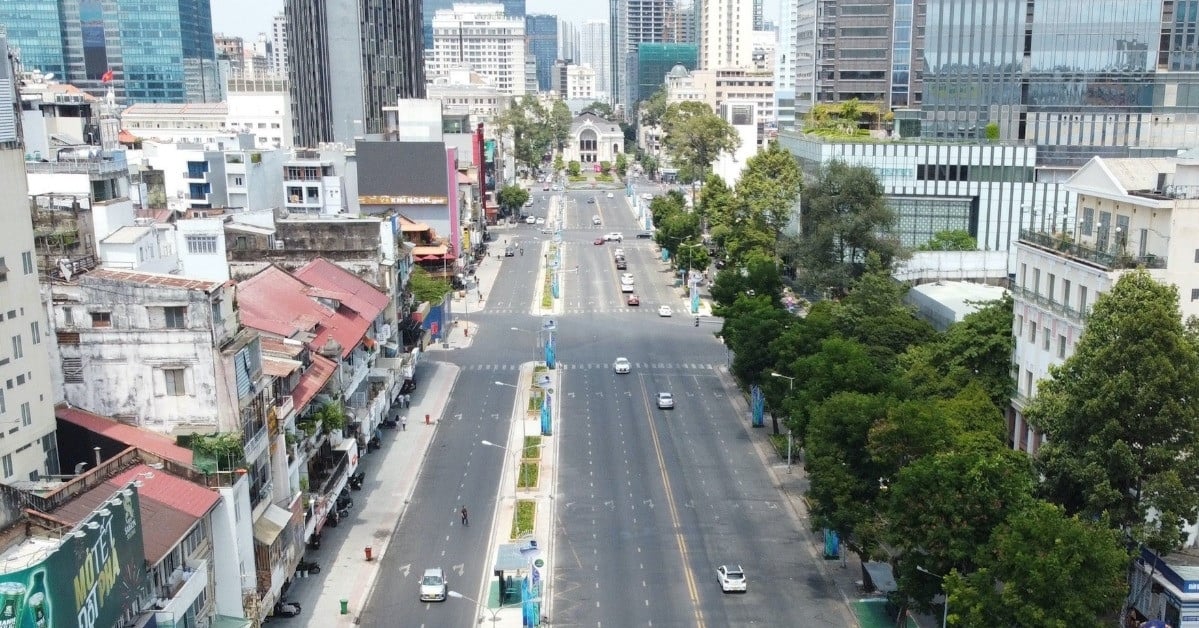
[419, 568, 448, 602]
[613, 357, 631, 374]
[657, 392, 674, 409]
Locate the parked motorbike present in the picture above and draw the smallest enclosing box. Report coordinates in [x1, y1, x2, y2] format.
[349, 471, 366, 490]
[273, 601, 301, 617]
[306, 533, 321, 550]
[367, 434, 382, 452]
[325, 510, 340, 527]
[296, 559, 321, 574]
[336, 494, 353, 511]
[380, 418, 398, 429]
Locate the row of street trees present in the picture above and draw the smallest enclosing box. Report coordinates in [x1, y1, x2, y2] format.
[495, 96, 573, 177]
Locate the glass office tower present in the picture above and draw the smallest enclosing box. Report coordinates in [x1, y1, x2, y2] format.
[527, 14, 559, 91]
[0, 0, 218, 103]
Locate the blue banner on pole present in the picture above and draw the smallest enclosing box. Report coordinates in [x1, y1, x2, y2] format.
[540, 392, 552, 436]
[691, 288, 700, 314]
[551, 276, 559, 298]
[751, 386, 765, 427]
[544, 337, 555, 370]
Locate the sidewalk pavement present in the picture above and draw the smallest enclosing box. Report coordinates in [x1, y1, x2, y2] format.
[468, 361, 558, 627]
[291, 360, 460, 627]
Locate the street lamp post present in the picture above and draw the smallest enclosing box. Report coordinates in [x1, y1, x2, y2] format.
[916, 565, 949, 628]
[770, 372, 795, 471]
[447, 590, 519, 624]
[482, 439, 546, 495]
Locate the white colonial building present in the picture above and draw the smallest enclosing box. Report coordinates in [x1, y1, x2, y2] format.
[426, 67, 508, 127]
[225, 77, 293, 149]
[1008, 153, 1199, 454]
[429, 4, 527, 96]
[564, 112, 624, 165]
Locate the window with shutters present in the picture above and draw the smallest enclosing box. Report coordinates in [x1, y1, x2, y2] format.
[163, 306, 186, 329]
[90, 312, 111, 328]
[164, 368, 186, 396]
[61, 358, 83, 383]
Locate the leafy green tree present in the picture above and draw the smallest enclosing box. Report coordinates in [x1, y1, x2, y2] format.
[549, 100, 573, 152]
[868, 385, 1006, 476]
[886, 449, 1036, 612]
[583, 101, 616, 119]
[833, 261, 936, 369]
[660, 101, 740, 183]
[407, 266, 452, 304]
[600, 160, 612, 174]
[615, 152, 628, 176]
[710, 252, 783, 311]
[901, 295, 1014, 411]
[918, 229, 978, 251]
[567, 160, 581, 177]
[497, 96, 553, 174]
[718, 295, 794, 385]
[640, 154, 659, 178]
[788, 337, 897, 441]
[553, 154, 564, 172]
[1026, 269, 1199, 553]
[793, 161, 902, 293]
[946, 502, 1128, 627]
[735, 141, 803, 241]
[640, 86, 669, 129]
[654, 207, 701, 255]
[496, 185, 530, 216]
[806, 392, 892, 551]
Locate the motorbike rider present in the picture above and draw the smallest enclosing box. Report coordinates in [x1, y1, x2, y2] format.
[461, 506, 469, 526]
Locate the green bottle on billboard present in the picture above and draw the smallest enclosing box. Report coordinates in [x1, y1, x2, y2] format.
[0, 582, 25, 628]
[27, 571, 47, 628]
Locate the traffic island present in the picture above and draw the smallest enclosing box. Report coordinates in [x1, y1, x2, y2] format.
[511, 500, 536, 539]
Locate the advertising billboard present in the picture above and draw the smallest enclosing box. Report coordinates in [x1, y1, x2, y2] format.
[0, 489, 147, 628]
[484, 140, 497, 192]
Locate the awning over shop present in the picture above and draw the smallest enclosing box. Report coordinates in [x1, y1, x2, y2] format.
[861, 561, 897, 593]
[253, 504, 293, 546]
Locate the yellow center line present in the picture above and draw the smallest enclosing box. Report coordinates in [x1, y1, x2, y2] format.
[638, 374, 704, 628]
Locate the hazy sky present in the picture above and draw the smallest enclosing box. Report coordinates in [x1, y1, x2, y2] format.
[210, 0, 781, 40]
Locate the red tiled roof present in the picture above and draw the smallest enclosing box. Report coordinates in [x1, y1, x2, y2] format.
[290, 352, 337, 412]
[118, 129, 139, 144]
[86, 268, 226, 293]
[236, 265, 340, 356]
[294, 258, 389, 321]
[260, 336, 304, 358]
[56, 405, 193, 465]
[109, 464, 219, 519]
[51, 464, 218, 565]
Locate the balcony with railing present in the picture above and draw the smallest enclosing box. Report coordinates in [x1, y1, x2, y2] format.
[1009, 284, 1089, 322]
[147, 557, 209, 618]
[244, 419, 268, 464]
[1018, 229, 1167, 271]
[273, 395, 295, 424]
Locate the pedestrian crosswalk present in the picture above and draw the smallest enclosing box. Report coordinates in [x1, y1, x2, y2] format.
[459, 362, 721, 372]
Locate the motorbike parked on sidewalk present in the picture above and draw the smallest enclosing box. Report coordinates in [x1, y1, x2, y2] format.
[272, 601, 301, 618]
[348, 470, 365, 490]
[296, 558, 321, 574]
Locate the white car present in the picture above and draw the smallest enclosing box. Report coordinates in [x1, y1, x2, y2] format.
[535, 217, 545, 225]
[592, 215, 602, 225]
[604, 232, 624, 242]
[613, 357, 631, 374]
[620, 273, 635, 284]
[525, 215, 536, 224]
[717, 565, 746, 593]
[641, 193, 653, 201]
[419, 568, 448, 601]
[607, 192, 614, 198]
[613, 248, 625, 257]
[657, 392, 674, 409]
[658, 305, 673, 317]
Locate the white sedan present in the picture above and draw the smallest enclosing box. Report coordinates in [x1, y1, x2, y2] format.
[658, 305, 673, 317]
[613, 357, 631, 374]
[607, 192, 614, 198]
[717, 565, 746, 593]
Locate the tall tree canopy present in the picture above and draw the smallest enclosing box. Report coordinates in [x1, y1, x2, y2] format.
[1026, 269, 1199, 553]
[660, 101, 740, 183]
[793, 161, 902, 293]
[734, 140, 803, 241]
[497, 96, 553, 175]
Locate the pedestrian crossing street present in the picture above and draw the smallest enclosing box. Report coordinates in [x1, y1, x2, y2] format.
[460, 362, 723, 372]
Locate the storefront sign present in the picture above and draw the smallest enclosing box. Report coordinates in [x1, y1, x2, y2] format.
[359, 195, 448, 206]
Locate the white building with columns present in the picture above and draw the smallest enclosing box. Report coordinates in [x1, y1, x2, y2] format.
[429, 4, 528, 96]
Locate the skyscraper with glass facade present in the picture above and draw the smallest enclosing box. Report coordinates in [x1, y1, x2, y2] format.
[0, 0, 219, 104]
[612, 0, 673, 112]
[784, 0, 1199, 167]
[582, 20, 613, 98]
[527, 14, 559, 91]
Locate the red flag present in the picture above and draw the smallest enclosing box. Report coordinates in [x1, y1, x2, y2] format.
[101, 68, 114, 83]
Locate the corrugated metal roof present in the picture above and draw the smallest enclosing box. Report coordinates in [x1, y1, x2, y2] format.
[100, 225, 153, 245]
[295, 258, 389, 323]
[238, 263, 377, 359]
[56, 406, 193, 465]
[85, 268, 226, 293]
[290, 353, 337, 411]
[263, 356, 301, 377]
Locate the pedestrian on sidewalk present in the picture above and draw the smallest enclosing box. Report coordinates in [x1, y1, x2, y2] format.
[477, 288, 483, 300]
[401, 415, 407, 431]
[520, 247, 524, 255]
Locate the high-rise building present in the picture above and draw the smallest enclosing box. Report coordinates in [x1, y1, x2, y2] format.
[774, 0, 808, 130]
[785, 0, 1199, 167]
[611, 0, 673, 111]
[526, 14, 559, 91]
[271, 12, 288, 79]
[753, 0, 764, 30]
[286, 0, 425, 146]
[0, 34, 61, 480]
[581, 21, 612, 98]
[0, 0, 220, 104]
[559, 20, 581, 64]
[215, 34, 247, 78]
[423, 0, 525, 49]
[637, 42, 697, 103]
[699, 0, 753, 69]
[430, 4, 527, 95]
[665, 0, 697, 43]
